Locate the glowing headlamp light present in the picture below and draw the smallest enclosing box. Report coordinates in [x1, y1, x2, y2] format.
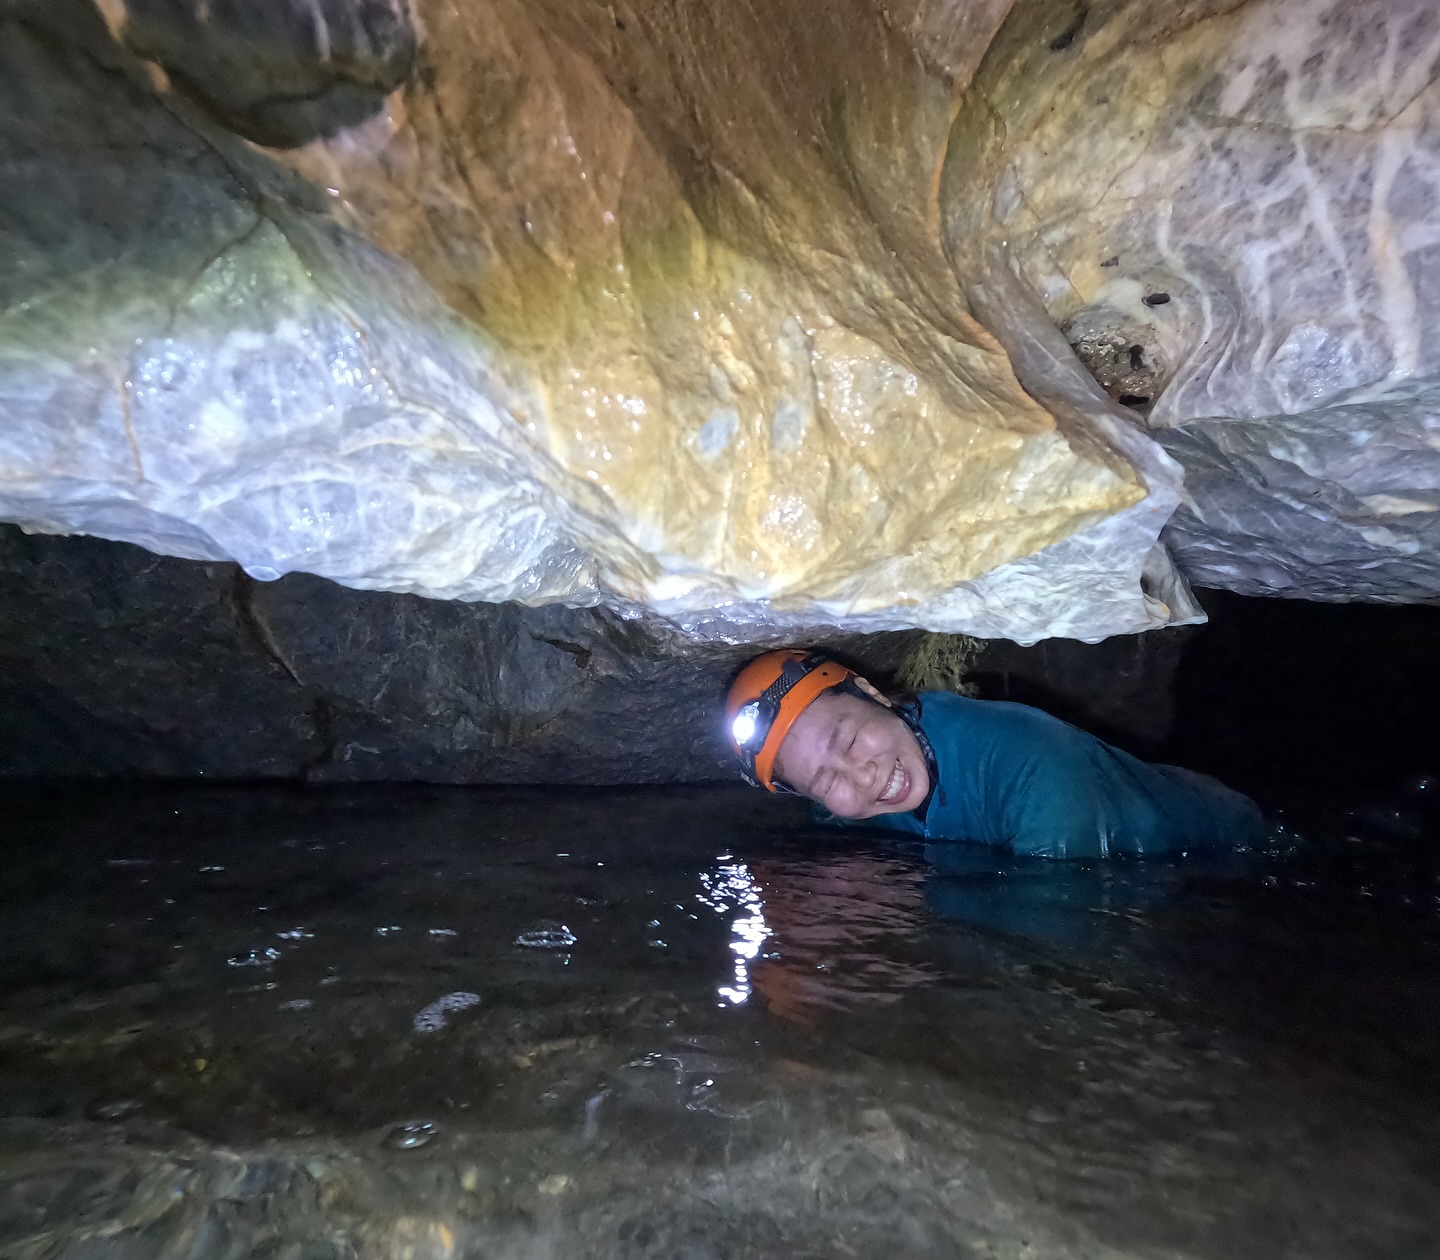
[731, 701, 763, 748]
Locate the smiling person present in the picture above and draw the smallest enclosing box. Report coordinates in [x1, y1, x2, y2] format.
[725, 650, 1263, 859]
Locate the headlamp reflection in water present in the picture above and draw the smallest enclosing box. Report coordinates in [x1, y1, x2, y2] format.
[697, 862, 773, 1006]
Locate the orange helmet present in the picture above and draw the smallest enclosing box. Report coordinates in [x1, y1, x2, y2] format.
[725, 650, 858, 792]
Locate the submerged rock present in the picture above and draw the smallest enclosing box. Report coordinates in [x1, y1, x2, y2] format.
[382, 1119, 439, 1150]
[413, 992, 482, 1034]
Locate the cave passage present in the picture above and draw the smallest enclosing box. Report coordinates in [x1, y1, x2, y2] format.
[3, 0, 1440, 1244]
[5, 546, 1440, 1256]
[1, 767, 1439, 1257]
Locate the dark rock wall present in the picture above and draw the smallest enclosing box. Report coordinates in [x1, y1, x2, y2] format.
[0, 524, 1188, 784]
[0, 525, 921, 783]
[0, 524, 1195, 784]
[972, 629, 1193, 759]
[17, 526, 1424, 796]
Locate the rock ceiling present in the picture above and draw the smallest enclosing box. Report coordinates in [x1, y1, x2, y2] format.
[0, 0, 1436, 642]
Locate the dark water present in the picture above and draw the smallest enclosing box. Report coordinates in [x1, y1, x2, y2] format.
[1, 784, 1438, 1259]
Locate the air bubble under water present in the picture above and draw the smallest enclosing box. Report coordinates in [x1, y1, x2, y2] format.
[515, 926, 577, 949]
[412, 991, 482, 1034]
[382, 1119, 438, 1150]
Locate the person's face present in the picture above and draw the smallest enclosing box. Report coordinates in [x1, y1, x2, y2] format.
[775, 686, 930, 819]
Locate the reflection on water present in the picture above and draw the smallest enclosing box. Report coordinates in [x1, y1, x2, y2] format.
[697, 862, 772, 1006]
[748, 856, 936, 1023]
[0, 784, 1438, 1259]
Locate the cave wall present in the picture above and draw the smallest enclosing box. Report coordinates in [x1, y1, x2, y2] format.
[13, 523, 1419, 793]
[0, 525, 1190, 783]
[1, 0, 1438, 785]
[965, 0, 1440, 600]
[0, 524, 922, 782]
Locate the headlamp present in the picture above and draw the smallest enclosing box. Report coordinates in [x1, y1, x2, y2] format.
[726, 650, 855, 793]
[731, 701, 762, 748]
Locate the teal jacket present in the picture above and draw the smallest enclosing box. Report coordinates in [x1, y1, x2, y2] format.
[837, 691, 1263, 859]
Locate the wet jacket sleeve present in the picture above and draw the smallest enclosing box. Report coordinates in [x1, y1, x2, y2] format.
[920, 694, 1264, 859]
[997, 739, 1127, 859]
[985, 713, 1264, 859]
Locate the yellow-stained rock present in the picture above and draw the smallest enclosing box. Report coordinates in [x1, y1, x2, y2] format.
[0, 0, 1202, 641]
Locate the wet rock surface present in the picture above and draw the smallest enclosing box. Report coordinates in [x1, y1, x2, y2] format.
[0, 525, 916, 782]
[1155, 389, 1440, 600]
[2, 0, 1439, 627]
[0, 0, 1196, 642]
[0, 783, 1438, 1258]
[966, 0, 1440, 601]
[115, 0, 419, 147]
[0, 523, 1211, 782]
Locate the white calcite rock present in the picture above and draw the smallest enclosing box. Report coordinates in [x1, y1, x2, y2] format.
[958, 0, 1440, 601]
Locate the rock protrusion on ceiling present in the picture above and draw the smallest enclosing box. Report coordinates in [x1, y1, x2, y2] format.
[107, 0, 419, 147]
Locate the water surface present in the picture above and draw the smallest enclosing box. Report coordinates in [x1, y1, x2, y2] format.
[1, 784, 1437, 1258]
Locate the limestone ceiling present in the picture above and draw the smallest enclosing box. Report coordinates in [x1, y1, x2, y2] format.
[0, 0, 1435, 641]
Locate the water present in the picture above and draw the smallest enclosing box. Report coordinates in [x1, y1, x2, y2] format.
[1, 784, 1438, 1259]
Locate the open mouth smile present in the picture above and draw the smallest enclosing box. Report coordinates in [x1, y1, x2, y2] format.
[876, 759, 909, 805]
